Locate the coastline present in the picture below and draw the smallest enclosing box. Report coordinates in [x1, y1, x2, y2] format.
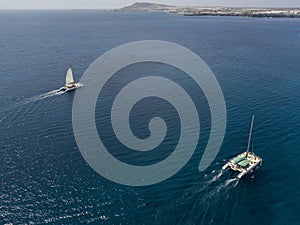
[114, 2, 300, 18]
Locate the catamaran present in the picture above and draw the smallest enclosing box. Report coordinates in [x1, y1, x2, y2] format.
[222, 115, 262, 178]
[59, 67, 81, 92]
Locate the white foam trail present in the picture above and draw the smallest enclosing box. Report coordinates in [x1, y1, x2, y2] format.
[209, 170, 223, 183]
[234, 178, 239, 187]
[224, 178, 238, 187]
[27, 89, 64, 102]
[18, 89, 64, 106]
[215, 178, 238, 192]
[0, 89, 65, 129]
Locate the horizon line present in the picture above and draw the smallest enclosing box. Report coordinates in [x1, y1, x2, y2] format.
[1, 6, 300, 10]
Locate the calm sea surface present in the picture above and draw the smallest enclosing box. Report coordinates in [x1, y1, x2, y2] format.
[0, 11, 300, 224]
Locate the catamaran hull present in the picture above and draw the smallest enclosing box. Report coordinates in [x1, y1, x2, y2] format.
[59, 83, 81, 92]
[237, 160, 262, 179]
[222, 163, 230, 170]
[59, 86, 78, 92]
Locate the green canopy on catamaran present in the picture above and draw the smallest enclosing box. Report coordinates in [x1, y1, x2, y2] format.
[232, 155, 246, 164]
[238, 159, 250, 167]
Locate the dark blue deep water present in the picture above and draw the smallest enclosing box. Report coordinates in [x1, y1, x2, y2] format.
[0, 11, 300, 224]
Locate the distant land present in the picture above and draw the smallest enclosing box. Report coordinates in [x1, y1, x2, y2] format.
[114, 2, 300, 18]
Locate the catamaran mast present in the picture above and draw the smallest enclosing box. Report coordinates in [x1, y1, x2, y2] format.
[247, 115, 255, 153]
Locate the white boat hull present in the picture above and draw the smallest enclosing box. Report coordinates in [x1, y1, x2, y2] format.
[237, 159, 262, 178]
[222, 151, 262, 178]
[59, 82, 81, 92]
[222, 163, 229, 170]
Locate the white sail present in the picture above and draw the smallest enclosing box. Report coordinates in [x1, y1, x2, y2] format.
[65, 68, 74, 85]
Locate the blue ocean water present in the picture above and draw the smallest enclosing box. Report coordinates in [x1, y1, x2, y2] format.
[0, 10, 300, 224]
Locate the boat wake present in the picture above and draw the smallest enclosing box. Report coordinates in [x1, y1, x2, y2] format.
[194, 168, 240, 201]
[19, 89, 65, 106]
[0, 89, 65, 129]
[217, 177, 239, 191]
[179, 170, 241, 224]
[209, 170, 224, 184]
[209, 171, 239, 193]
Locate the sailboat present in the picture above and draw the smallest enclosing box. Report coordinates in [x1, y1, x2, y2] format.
[222, 115, 262, 178]
[59, 67, 81, 92]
